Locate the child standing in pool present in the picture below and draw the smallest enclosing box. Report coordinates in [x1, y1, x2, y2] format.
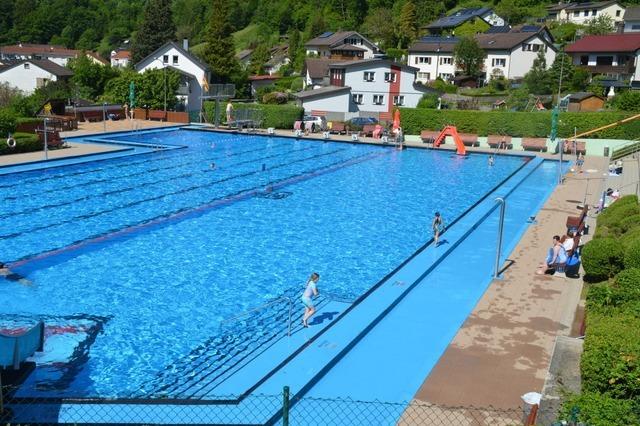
[301, 272, 320, 327]
[432, 212, 444, 246]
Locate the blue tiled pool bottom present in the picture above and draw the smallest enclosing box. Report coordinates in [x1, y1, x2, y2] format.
[1, 129, 530, 398]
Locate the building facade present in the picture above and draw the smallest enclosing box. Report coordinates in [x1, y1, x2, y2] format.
[546, 1, 625, 24]
[0, 43, 105, 66]
[565, 33, 640, 83]
[110, 50, 131, 68]
[0, 59, 73, 94]
[135, 41, 210, 114]
[305, 31, 380, 60]
[423, 7, 505, 35]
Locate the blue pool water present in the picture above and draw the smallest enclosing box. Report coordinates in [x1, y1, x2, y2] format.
[1, 129, 528, 398]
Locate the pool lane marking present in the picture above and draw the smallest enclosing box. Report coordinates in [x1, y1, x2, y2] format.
[0, 147, 348, 241]
[0, 144, 321, 219]
[9, 149, 390, 271]
[0, 138, 294, 198]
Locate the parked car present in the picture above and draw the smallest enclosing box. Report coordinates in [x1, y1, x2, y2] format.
[303, 115, 327, 132]
[349, 117, 378, 126]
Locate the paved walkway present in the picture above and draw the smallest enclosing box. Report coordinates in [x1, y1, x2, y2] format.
[412, 156, 608, 409]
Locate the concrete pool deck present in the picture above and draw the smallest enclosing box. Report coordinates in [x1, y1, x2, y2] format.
[412, 155, 607, 410]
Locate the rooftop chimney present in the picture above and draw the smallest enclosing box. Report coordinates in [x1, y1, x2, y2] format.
[183, 39, 189, 50]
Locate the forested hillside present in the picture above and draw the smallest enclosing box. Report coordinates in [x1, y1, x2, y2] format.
[0, 0, 607, 59]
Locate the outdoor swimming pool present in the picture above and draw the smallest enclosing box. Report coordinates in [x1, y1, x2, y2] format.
[1, 129, 530, 399]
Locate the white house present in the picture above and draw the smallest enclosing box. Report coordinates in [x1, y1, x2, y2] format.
[565, 33, 640, 83]
[135, 40, 210, 114]
[424, 7, 505, 35]
[0, 59, 73, 94]
[0, 43, 106, 66]
[623, 6, 640, 32]
[110, 50, 131, 68]
[407, 27, 556, 83]
[303, 58, 331, 88]
[305, 31, 381, 60]
[295, 58, 431, 118]
[546, 1, 625, 25]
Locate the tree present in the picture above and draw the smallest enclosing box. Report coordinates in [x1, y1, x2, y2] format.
[548, 52, 575, 94]
[453, 36, 486, 77]
[361, 8, 396, 49]
[249, 43, 270, 75]
[102, 69, 180, 110]
[131, 0, 176, 65]
[612, 90, 640, 111]
[523, 50, 552, 95]
[585, 15, 614, 35]
[202, 0, 239, 83]
[397, 0, 418, 49]
[69, 54, 120, 100]
[570, 67, 591, 92]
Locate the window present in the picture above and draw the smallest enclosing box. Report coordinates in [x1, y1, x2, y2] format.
[417, 72, 431, 80]
[492, 58, 506, 67]
[591, 9, 597, 16]
[373, 94, 384, 105]
[574, 11, 579, 17]
[596, 56, 614, 65]
[36, 77, 49, 88]
[523, 43, 541, 52]
[580, 55, 589, 65]
[439, 72, 453, 80]
[583, 10, 588, 17]
[384, 72, 396, 82]
[172, 55, 179, 65]
[352, 93, 363, 104]
[363, 71, 375, 82]
[163, 55, 169, 63]
[393, 95, 405, 106]
[440, 57, 452, 65]
[414, 56, 432, 64]
[617, 10, 621, 17]
[632, 24, 640, 30]
[23, 63, 30, 69]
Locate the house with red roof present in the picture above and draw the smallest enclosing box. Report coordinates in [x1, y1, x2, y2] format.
[0, 43, 106, 66]
[565, 33, 640, 83]
[110, 50, 131, 68]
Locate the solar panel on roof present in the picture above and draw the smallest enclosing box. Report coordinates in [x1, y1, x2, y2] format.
[318, 31, 334, 38]
[521, 25, 540, 32]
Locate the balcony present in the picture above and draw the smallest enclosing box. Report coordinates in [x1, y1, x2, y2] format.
[579, 63, 636, 75]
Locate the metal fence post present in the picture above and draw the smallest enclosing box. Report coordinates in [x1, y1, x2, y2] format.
[0, 372, 4, 416]
[282, 386, 290, 426]
[494, 197, 506, 279]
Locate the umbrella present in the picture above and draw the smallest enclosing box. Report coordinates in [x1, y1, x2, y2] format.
[392, 109, 400, 132]
[129, 81, 136, 109]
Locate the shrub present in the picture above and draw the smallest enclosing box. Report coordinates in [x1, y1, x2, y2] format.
[398, 108, 640, 138]
[615, 268, 640, 302]
[428, 78, 457, 94]
[560, 392, 639, 426]
[619, 214, 640, 235]
[262, 92, 288, 104]
[417, 93, 440, 109]
[203, 102, 302, 129]
[598, 196, 640, 230]
[581, 238, 624, 282]
[581, 312, 640, 399]
[621, 227, 640, 250]
[613, 90, 640, 111]
[0, 108, 17, 136]
[624, 240, 640, 270]
[0, 132, 40, 155]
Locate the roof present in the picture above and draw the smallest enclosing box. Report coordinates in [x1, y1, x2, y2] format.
[624, 5, 640, 20]
[425, 7, 493, 29]
[86, 51, 108, 65]
[485, 25, 511, 33]
[111, 50, 131, 60]
[568, 92, 604, 101]
[295, 85, 351, 99]
[409, 37, 459, 53]
[547, 3, 575, 12]
[331, 43, 367, 52]
[305, 58, 331, 79]
[134, 41, 209, 72]
[566, 34, 640, 52]
[0, 43, 79, 57]
[306, 31, 358, 47]
[329, 58, 418, 72]
[0, 59, 73, 77]
[236, 49, 253, 60]
[475, 32, 547, 50]
[565, 1, 620, 11]
[248, 75, 280, 81]
[265, 54, 287, 68]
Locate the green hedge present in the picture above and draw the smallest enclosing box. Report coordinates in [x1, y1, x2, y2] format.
[582, 237, 625, 282]
[398, 108, 640, 138]
[0, 132, 40, 155]
[0, 108, 17, 136]
[203, 102, 303, 129]
[560, 392, 639, 426]
[581, 312, 640, 400]
[624, 240, 640, 270]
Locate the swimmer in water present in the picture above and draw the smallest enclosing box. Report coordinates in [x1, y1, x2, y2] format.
[210, 162, 216, 170]
[0, 262, 32, 285]
[488, 155, 495, 166]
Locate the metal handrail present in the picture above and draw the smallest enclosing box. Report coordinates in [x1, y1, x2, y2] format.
[221, 296, 294, 337]
[494, 197, 506, 279]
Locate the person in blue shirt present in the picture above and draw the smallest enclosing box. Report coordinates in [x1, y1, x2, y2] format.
[301, 272, 320, 327]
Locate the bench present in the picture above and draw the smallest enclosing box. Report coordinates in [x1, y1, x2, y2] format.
[487, 135, 513, 149]
[81, 111, 103, 122]
[329, 122, 346, 134]
[522, 138, 548, 152]
[148, 110, 167, 121]
[459, 133, 479, 147]
[36, 128, 65, 149]
[420, 130, 440, 144]
[567, 205, 589, 235]
[563, 140, 587, 155]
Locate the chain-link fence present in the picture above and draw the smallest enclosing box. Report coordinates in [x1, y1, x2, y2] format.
[1, 383, 564, 425]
